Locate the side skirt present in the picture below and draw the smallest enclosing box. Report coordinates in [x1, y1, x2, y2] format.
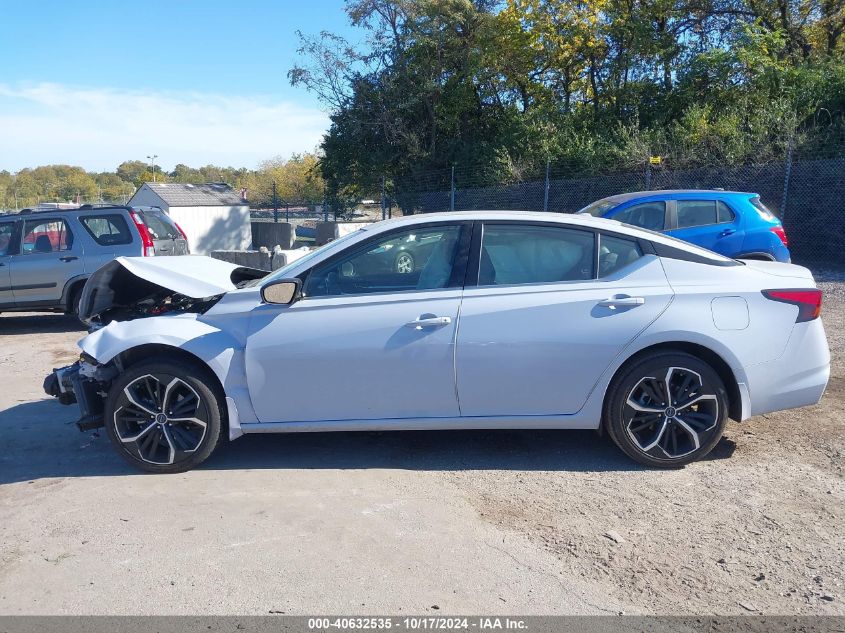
[238, 414, 600, 435]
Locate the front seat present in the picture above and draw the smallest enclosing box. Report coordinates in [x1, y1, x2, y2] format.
[416, 236, 458, 290]
[34, 235, 53, 253]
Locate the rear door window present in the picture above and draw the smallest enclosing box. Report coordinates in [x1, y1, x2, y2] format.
[612, 202, 666, 231]
[479, 224, 595, 285]
[21, 218, 74, 254]
[676, 200, 720, 228]
[139, 209, 181, 240]
[80, 214, 133, 246]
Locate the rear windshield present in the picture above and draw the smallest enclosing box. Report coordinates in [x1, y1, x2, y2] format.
[139, 209, 182, 240]
[750, 196, 777, 221]
[80, 214, 133, 246]
[578, 199, 618, 217]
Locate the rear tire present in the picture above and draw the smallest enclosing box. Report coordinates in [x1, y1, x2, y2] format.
[104, 357, 224, 473]
[603, 351, 729, 468]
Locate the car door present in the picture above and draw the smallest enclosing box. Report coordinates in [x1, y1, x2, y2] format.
[10, 216, 85, 305]
[667, 199, 744, 255]
[77, 212, 137, 272]
[244, 222, 471, 423]
[456, 223, 673, 417]
[0, 219, 17, 306]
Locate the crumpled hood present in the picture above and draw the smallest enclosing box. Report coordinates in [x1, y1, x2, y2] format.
[79, 256, 266, 324]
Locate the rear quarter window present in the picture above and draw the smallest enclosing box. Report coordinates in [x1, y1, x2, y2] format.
[80, 214, 133, 246]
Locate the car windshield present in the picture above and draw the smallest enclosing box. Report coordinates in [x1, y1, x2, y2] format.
[578, 199, 618, 216]
[247, 228, 366, 287]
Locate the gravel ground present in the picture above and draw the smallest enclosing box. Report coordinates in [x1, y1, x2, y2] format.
[0, 277, 842, 615]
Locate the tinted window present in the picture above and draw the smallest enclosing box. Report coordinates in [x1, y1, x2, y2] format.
[479, 224, 594, 286]
[750, 196, 777, 220]
[579, 199, 618, 217]
[80, 214, 132, 246]
[613, 202, 665, 231]
[599, 234, 642, 277]
[22, 219, 73, 254]
[304, 225, 462, 297]
[0, 222, 14, 256]
[676, 200, 720, 228]
[717, 201, 736, 223]
[140, 209, 181, 240]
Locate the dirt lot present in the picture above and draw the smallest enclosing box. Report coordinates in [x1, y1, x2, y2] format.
[0, 278, 842, 615]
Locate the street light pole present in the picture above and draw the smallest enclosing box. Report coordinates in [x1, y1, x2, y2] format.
[146, 154, 159, 182]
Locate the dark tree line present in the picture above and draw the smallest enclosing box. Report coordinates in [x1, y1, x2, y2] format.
[290, 0, 845, 205]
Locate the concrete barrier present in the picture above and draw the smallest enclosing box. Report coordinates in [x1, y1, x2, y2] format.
[210, 249, 272, 271]
[252, 222, 295, 249]
[271, 246, 311, 271]
[212, 247, 313, 272]
[315, 222, 372, 246]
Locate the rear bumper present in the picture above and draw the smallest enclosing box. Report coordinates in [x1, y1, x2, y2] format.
[746, 318, 830, 417]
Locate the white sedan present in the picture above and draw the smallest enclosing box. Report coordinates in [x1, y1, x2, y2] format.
[45, 211, 830, 472]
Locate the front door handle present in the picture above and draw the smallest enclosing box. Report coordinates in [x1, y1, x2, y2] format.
[598, 295, 645, 309]
[59, 256, 78, 262]
[405, 314, 452, 329]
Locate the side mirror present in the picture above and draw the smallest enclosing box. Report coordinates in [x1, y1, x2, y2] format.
[260, 278, 302, 305]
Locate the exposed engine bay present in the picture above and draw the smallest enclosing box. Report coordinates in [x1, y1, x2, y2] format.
[79, 256, 266, 326]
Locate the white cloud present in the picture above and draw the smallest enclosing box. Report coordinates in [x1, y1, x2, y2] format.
[0, 83, 330, 172]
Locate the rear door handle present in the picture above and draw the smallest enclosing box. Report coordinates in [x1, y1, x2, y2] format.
[59, 256, 78, 262]
[405, 315, 452, 329]
[720, 228, 736, 236]
[598, 296, 644, 309]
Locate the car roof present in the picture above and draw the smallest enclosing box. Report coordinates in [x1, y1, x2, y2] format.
[0, 205, 134, 218]
[596, 189, 757, 205]
[359, 210, 733, 263]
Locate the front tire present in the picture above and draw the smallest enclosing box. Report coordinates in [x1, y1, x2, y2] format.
[604, 352, 729, 468]
[104, 358, 224, 473]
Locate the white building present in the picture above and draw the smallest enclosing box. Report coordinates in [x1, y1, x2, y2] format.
[128, 182, 251, 254]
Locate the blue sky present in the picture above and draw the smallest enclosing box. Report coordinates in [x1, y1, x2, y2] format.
[0, 0, 359, 171]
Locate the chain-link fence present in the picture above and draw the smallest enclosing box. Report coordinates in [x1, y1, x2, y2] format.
[389, 146, 845, 268]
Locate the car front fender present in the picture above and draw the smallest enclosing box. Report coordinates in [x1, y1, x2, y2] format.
[79, 313, 259, 430]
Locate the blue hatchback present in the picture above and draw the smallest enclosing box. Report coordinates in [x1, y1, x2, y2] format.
[578, 190, 791, 262]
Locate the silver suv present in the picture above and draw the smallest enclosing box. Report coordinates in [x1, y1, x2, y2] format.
[0, 205, 189, 317]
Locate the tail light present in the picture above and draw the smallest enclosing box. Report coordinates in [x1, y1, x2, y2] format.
[130, 211, 156, 256]
[762, 288, 822, 322]
[770, 225, 788, 246]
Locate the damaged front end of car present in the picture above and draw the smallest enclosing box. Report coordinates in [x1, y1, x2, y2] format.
[43, 256, 265, 433]
[43, 352, 119, 431]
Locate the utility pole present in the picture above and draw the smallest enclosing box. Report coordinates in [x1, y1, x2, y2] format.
[272, 181, 278, 223]
[450, 165, 455, 211]
[543, 160, 550, 212]
[381, 175, 386, 221]
[147, 155, 159, 182]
